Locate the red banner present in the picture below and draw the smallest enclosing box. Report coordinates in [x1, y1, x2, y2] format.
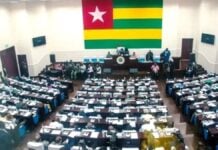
[82, 0, 113, 29]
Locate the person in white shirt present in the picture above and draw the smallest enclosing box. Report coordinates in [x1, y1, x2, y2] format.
[80, 63, 86, 80]
[140, 118, 156, 132]
[95, 65, 102, 78]
[49, 118, 63, 129]
[87, 64, 94, 78]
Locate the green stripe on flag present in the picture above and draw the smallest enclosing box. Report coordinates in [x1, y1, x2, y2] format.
[113, 0, 163, 8]
[114, 19, 162, 29]
[85, 39, 161, 49]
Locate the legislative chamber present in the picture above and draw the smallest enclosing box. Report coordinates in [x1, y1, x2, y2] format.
[0, 0, 217, 150]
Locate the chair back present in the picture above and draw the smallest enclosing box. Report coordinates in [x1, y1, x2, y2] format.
[48, 144, 64, 150]
[27, 141, 44, 150]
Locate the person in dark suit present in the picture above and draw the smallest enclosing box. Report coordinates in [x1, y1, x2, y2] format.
[185, 63, 194, 77]
[116, 46, 126, 56]
[146, 50, 154, 61]
[87, 64, 94, 78]
[107, 125, 118, 149]
[169, 59, 175, 79]
[124, 47, 129, 56]
[160, 48, 171, 63]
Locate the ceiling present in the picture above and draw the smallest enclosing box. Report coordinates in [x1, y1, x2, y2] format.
[0, 0, 61, 4]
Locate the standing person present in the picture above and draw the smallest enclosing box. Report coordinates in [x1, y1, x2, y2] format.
[96, 64, 102, 78]
[160, 48, 171, 63]
[151, 63, 160, 80]
[70, 64, 76, 80]
[146, 50, 154, 62]
[87, 64, 94, 78]
[80, 63, 87, 80]
[163, 62, 171, 79]
[74, 63, 81, 80]
[169, 59, 175, 79]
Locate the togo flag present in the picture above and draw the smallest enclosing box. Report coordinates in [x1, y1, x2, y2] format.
[82, 0, 163, 49]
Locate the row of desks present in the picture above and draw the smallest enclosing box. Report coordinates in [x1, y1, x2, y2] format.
[166, 75, 218, 148]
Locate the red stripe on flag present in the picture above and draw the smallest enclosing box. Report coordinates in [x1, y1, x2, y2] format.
[82, 0, 113, 29]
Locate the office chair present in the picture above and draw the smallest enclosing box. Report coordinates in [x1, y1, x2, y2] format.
[48, 144, 65, 150]
[27, 141, 45, 150]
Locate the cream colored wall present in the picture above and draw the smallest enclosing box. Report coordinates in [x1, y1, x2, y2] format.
[0, 4, 14, 73]
[196, 0, 218, 73]
[0, 0, 217, 75]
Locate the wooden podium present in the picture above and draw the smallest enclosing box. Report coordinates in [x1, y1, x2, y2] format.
[103, 55, 161, 72]
[103, 55, 138, 70]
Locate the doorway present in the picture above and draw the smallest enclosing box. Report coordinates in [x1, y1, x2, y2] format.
[180, 38, 193, 70]
[0, 46, 19, 77]
[181, 38, 193, 59]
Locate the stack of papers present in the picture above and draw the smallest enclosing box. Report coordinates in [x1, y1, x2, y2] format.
[51, 130, 61, 135]
[90, 132, 99, 138]
[69, 131, 80, 138]
[130, 132, 138, 139]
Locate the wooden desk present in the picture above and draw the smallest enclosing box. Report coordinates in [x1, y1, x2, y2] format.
[103, 55, 162, 72]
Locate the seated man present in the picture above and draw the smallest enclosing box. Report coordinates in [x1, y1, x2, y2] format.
[116, 46, 125, 56]
[130, 51, 137, 59]
[85, 122, 95, 130]
[124, 47, 129, 56]
[146, 50, 154, 61]
[185, 63, 194, 78]
[78, 139, 92, 150]
[53, 136, 63, 144]
[49, 118, 63, 129]
[106, 51, 112, 58]
[107, 125, 118, 149]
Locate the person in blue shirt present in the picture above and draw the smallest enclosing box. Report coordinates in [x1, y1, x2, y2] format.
[0, 122, 14, 150]
[160, 48, 171, 63]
